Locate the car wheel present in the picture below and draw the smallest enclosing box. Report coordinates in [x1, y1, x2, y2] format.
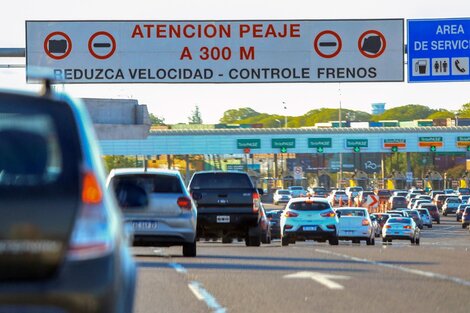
[222, 236, 232, 244]
[411, 237, 415, 244]
[415, 237, 420, 245]
[182, 240, 197, 257]
[328, 238, 339, 245]
[366, 237, 375, 245]
[437, 220, 440, 224]
[429, 224, 432, 229]
[463, 224, 467, 229]
[352, 239, 360, 244]
[443, 212, 447, 216]
[281, 236, 289, 246]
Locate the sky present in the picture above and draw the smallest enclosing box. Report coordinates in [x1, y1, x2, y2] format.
[0, 0, 469, 124]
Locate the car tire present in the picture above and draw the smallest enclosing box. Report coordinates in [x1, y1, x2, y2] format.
[183, 240, 197, 257]
[437, 220, 440, 224]
[429, 224, 432, 228]
[352, 239, 360, 244]
[415, 238, 420, 245]
[366, 237, 374, 245]
[281, 236, 289, 246]
[411, 237, 415, 244]
[443, 212, 447, 216]
[463, 224, 467, 229]
[222, 236, 232, 244]
[328, 238, 339, 245]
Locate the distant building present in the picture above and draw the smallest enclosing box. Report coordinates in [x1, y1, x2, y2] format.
[371, 103, 385, 115]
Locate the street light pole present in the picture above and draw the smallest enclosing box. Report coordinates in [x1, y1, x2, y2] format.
[282, 102, 287, 128]
[338, 83, 343, 188]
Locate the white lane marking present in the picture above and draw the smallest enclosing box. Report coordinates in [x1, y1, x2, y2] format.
[315, 249, 470, 287]
[169, 262, 188, 274]
[188, 281, 227, 313]
[284, 271, 350, 290]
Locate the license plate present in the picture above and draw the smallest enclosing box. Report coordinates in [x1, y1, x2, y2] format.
[217, 215, 230, 223]
[129, 221, 158, 230]
[303, 226, 316, 231]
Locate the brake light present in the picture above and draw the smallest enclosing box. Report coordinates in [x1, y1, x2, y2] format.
[403, 225, 412, 229]
[68, 171, 112, 261]
[177, 197, 192, 210]
[285, 211, 298, 218]
[252, 192, 260, 213]
[362, 219, 370, 226]
[284, 224, 293, 230]
[385, 225, 391, 229]
[82, 172, 102, 204]
[321, 211, 336, 218]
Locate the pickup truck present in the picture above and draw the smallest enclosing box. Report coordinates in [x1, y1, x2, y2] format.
[188, 171, 264, 246]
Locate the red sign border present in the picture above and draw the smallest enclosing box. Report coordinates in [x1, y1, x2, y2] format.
[314, 30, 342, 59]
[43, 31, 72, 60]
[88, 31, 116, 60]
[358, 30, 386, 59]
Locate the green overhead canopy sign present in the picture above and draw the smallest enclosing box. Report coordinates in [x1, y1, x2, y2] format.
[346, 139, 368, 148]
[272, 138, 295, 149]
[237, 139, 261, 149]
[419, 137, 443, 142]
[308, 138, 332, 148]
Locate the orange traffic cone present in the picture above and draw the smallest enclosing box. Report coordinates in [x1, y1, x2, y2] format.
[339, 197, 343, 207]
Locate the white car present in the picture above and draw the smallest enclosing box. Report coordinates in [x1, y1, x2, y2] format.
[273, 189, 292, 205]
[288, 186, 307, 198]
[382, 217, 420, 245]
[335, 207, 375, 245]
[280, 197, 339, 246]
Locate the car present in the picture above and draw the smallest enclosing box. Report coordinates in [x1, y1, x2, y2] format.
[280, 197, 339, 246]
[389, 196, 407, 209]
[442, 197, 462, 216]
[266, 209, 282, 239]
[0, 81, 136, 312]
[412, 199, 432, 210]
[429, 190, 444, 199]
[273, 189, 292, 205]
[407, 210, 424, 229]
[387, 210, 409, 217]
[336, 208, 375, 245]
[459, 195, 470, 204]
[372, 213, 391, 230]
[107, 168, 198, 256]
[419, 203, 440, 224]
[309, 186, 329, 198]
[457, 187, 470, 196]
[328, 189, 349, 206]
[259, 203, 272, 244]
[288, 185, 307, 198]
[415, 208, 433, 228]
[345, 186, 363, 202]
[462, 207, 470, 229]
[376, 189, 392, 202]
[188, 171, 264, 246]
[382, 217, 421, 245]
[406, 193, 420, 205]
[444, 188, 456, 195]
[456, 204, 470, 222]
[434, 194, 454, 211]
[392, 190, 408, 197]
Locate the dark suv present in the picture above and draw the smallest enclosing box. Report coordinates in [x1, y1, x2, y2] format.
[0, 82, 136, 312]
[189, 171, 263, 246]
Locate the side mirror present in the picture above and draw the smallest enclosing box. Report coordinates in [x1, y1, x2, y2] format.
[336, 211, 341, 218]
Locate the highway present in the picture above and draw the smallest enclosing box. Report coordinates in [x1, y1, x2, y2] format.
[132, 214, 470, 313]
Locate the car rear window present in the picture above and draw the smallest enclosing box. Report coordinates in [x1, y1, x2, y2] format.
[190, 172, 253, 189]
[336, 209, 366, 217]
[423, 205, 437, 211]
[335, 191, 346, 195]
[289, 201, 330, 211]
[113, 174, 183, 194]
[290, 187, 304, 190]
[278, 190, 290, 195]
[0, 94, 80, 190]
[388, 218, 412, 224]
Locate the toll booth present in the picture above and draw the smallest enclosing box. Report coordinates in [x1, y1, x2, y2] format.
[315, 169, 332, 190]
[385, 171, 406, 190]
[349, 170, 369, 189]
[424, 170, 443, 190]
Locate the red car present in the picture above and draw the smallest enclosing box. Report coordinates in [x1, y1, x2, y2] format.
[420, 203, 440, 224]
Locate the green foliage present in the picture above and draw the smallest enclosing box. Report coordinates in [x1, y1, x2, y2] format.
[188, 105, 203, 124]
[371, 105, 437, 122]
[149, 113, 166, 125]
[103, 156, 138, 173]
[426, 110, 454, 120]
[459, 103, 470, 118]
[219, 107, 260, 123]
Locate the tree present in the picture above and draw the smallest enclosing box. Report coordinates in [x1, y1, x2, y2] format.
[459, 102, 470, 118]
[427, 109, 454, 120]
[188, 105, 203, 124]
[371, 104, 436, 122]
[219, 107, 260, 123]
[149, 113, 166, 125]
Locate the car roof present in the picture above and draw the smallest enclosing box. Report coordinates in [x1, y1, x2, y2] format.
[289, 197, 329, 203]
[109, 168, 181, 177]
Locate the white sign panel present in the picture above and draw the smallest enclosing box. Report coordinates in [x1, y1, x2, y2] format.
[26, 20, 404, 83]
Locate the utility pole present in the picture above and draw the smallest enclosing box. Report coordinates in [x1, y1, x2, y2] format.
[338, 83, 343, 188]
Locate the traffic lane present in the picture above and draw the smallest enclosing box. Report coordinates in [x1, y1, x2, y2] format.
[133, 240, 470, 313]
[133, 248, 209, 313]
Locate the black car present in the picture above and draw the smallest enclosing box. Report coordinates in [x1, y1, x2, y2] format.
[0, 81, 136, 312]
[266, 209, 283, 239]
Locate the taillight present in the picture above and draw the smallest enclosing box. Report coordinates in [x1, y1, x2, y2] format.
[285, 211, 298, 218]
[253, 192, 260, 213]
[321, 211, 336, 218]
[385, 225, 391, 229]
[362, 219, 370, 226]
[177, 197, 192, 210]
[284, 224, 293, 230]
[403, 225, 412, 229]
[68, 171, 112, 261]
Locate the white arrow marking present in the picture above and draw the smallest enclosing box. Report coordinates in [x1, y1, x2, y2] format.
[284, 271, 350, 290]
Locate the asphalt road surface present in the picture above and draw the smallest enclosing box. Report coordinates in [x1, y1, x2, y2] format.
[132, 215, 470, 313]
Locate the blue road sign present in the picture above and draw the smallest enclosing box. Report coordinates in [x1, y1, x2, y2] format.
[408, 18, 470, 82]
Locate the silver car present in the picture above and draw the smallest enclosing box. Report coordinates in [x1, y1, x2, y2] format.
[415, 208, 432, 228]
[107, 168, 197, 257]
[382, 217, 420, 245]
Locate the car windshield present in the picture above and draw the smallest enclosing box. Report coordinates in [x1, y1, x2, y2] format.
[289, 201, 330, 211]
